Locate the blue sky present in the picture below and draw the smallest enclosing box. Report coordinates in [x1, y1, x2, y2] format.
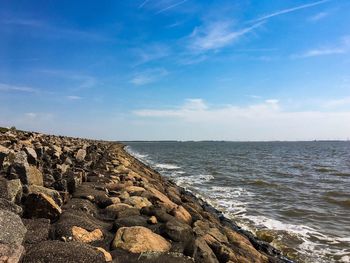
[1, 0, 350, 140]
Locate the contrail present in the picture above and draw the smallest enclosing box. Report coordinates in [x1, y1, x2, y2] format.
[156, 0, 189, 14]
[139, 0, 150, 8]
[251, 0, 331, 23]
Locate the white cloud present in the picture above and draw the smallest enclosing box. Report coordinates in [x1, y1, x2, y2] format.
[252, 0, 330, 23]
[0, 83, 37, 93]
[189, 21, 263, 52]
[25, 113, 37, 118]
[133, 98, 350, 140]
[130, 68, 168, 86]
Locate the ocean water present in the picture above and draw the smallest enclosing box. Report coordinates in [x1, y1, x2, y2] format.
[125, 141, 350, 263]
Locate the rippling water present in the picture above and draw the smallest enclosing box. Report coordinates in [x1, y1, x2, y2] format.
[125, 141, 350, 263]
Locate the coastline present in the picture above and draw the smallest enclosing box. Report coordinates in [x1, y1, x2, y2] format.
[0, 128, 293, 263]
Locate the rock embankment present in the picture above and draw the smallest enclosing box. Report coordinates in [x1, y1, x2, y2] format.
[0, 128, 293, 263]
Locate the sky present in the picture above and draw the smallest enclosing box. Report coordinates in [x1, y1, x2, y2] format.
[1, 0, 350, 141]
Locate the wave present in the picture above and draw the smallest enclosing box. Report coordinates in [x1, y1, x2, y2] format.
[154, 163, 181, 170]
[248, 179, 280, 188]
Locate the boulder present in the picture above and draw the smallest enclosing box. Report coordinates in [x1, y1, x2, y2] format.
[8, 152, 43, 185]
[192, 238, 219, 263]
[170, 205, 192, 224]
[23, 218, 50, 244]
[22, 241, 105, 263]
[125, 186, 146, 195]
[144, 186, 176, 209]
[0, 210, 27, 245]
[76, 149, 86, 162]
[0, 145, 10, 169]
[0, 244, 25, 263]
[95, 247, 112, 262]
[24, 192, 62, 221]
[124, 196, 152, 209]
[104, 203, 133, 218]
[163, 220, 193, 243]
[0, 198, 23, 215]
[112, 226, 171, 253]
[71, 226, 104, 243]
[0, 178, 22, 203]
[28, 185, 63, 207]
[23, 147, 37, 165]
[114, 215, 149, 229]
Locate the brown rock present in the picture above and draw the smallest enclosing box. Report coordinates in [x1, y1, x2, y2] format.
[24, 192, 62, 221]
[148, 216, 158, 224]
[95, 247, 112, 262]
[124, 196, 152, 209]
[0, 244, 25, 263]
[125, 186, 146, 194]
[28, 185, 63, 207]
[170, 205, 192, 224]
[23, 147, 37, 165]
[76, 149, 86, 162]
[112, 226, 171, 253]
[72, 226, 104, 243]
[145, 186, 176, 209]
[192, 237, 219, 263]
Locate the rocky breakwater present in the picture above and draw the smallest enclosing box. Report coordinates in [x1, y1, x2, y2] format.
[0, 128, 293, 263]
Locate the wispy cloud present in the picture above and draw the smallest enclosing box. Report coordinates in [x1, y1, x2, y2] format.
[252, 0, 330, 23]
[309, 11, 329, 21]
[66, 95, 82, 100]
[293, 36, 350, 58]
[133, 44, 170, 65]
[0, 83, 37, 93]
[1, 17, 110, 42]
[156, 0, 189, 14]
[130, 68, 168, 86]
[189, 21, 263, 52]
[37, 69, 97, 90]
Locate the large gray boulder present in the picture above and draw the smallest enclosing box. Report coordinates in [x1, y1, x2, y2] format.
[0, 209, 27, 245]
[0, 178, 22, 204]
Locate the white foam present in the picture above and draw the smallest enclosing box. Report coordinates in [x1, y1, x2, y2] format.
[155, 163, 181, 170]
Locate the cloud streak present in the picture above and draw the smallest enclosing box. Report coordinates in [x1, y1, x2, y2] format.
[0, 83, 37, 93]
[130, 68, 168, 86]
[189, 21, 263, 52]
[252, 0, 330, 23]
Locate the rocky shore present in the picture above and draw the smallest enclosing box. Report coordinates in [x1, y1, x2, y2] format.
[0, 128, 293, 263]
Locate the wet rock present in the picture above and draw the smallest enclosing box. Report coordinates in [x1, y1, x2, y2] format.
[0, 210, 27, 245]
[0, 198, 23, 215]
[22, 240, 105, 263]
[163, 220, 193, 243]
[0, 178, 22, 203]
[23, 147, 37, 165]
[28, 185, 63, 207]
[112, 226, 171, 253]
[0, 244, 25, 263]
[24, 192, 62, 221]
[94, 195, 113, 209]
[124, 196, 152, 209]
[141, 206, 176, 223]
[71, 226, 104, 243]
[76, 149, 86, 162]
[23, 218, 50, 244]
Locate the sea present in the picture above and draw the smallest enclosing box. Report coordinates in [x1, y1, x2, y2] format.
[125, 141, 350, 263]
